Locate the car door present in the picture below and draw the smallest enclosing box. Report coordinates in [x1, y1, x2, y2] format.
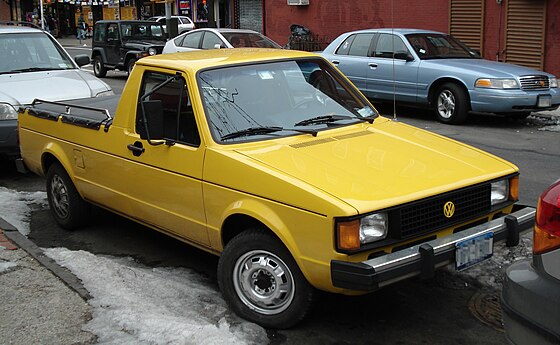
[201, 31, 225, 49]
[327, 33, 375, 95]
[367, 33, 420, 103]
[122, 70, 208, 245]
[106, 23, 121, 65]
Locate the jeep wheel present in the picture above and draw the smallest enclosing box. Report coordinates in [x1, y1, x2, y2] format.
[127, 59, 136, 76]
[93, 55, 107, 78]
[46, 163, 91, 230]
[218, 229, 314, 329]
[434, 83, 469, 124]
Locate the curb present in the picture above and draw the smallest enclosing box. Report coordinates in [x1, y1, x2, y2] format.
[0, 217, 92, 300]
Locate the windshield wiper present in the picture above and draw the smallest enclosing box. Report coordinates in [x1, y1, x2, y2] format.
[221, 126, 318, 141]
[295, 114, 375, 127]
[7, 67, 64, 73]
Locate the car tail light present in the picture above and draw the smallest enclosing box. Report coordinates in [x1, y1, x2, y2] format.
[533, 182, 560, 254]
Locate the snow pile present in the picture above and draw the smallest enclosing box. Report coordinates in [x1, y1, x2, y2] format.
[45, 248, 268, 345]
[527, 114, 560, 132]
[0, 186, 47, 236]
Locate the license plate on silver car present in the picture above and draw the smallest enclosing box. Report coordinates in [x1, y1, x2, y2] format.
[538, 95, 552, 108]
[455, 232, 493, 271]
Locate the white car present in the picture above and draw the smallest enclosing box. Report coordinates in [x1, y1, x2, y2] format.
[162, 28, 281, 54]
[0, 22, 113, 158]
[147, 16, 195, 34]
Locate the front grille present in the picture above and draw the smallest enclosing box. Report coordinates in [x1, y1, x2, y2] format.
[399, 184, 491, 238]
[519, 75, 550, 90]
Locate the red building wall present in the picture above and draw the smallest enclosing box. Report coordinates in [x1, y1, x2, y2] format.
[264, 0, 560, 76]
[0, 2, 12, 21]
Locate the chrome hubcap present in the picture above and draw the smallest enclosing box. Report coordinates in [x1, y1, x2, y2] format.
[437, 90, 456, 119]
[50, 174, 69, 219]
[233, 250, 294, 315]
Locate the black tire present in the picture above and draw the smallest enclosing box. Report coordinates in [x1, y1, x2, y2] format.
[93, 55, 107, 78]
[434, 83, 470, 124]
[218, 228, 314, 329]
[127, 59, 136, 76]
[46, 163, 90, 230]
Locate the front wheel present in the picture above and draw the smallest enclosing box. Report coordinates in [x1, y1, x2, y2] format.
[93, 55, 107, 78]
[46, 163, 90, 230]
[127, 59, 136, 76]
[434, 83, 470, 124]
[218, 229, 314, 329]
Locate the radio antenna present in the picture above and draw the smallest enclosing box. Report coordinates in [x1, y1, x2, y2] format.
[391, 1, 397, 121]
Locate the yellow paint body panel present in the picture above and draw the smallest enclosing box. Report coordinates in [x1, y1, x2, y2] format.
[18, 48, 519, 293]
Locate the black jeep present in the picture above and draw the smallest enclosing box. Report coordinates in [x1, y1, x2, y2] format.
[91, 20, 166, 77]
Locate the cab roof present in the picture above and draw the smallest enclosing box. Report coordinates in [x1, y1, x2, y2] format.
[137, 48, 320, 73]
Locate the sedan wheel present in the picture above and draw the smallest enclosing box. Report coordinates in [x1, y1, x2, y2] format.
[434, 83, 469, 124]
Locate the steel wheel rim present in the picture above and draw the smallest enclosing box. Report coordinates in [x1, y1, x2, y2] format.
[94, 59, 101, 74]
[233, 250, 295, 315]
[437, 90, 456, 119]
[50, 174, 69, 219]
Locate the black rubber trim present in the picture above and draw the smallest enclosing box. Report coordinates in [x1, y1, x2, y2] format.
[26, 107, 60, 121]
[501, 294, 560, 344]
[60, 114, 104, 130]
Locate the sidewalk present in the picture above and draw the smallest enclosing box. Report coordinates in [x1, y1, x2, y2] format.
[56, 35, 92, 48]
[0, 218, 96, 344]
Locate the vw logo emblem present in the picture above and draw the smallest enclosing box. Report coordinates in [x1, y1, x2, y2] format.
[443, 201, 455, 218]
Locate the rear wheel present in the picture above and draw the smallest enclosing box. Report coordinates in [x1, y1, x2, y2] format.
[93, 55, 107, 78]
[127, 59, 136, 76]
[434, 83, 469, 124]
[218, 228, 314, 329]
[46, 163, 90, 230]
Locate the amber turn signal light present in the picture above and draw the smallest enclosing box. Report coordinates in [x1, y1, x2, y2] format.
[509, 176, 519, 201]
[337, 220, 360, 251]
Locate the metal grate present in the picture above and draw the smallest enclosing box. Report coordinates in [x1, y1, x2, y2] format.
[519, 75, 550, 90]
[399, 184, 491, 238]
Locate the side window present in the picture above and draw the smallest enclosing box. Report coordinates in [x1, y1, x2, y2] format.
[335, 34, 355, 55]
[181, 31, 203, 48]
[93, 24, 105, 43]
[374, 34, 409, 58]
[347, 33, 374, 57]
[201, 32, 223, 49]
[107, 23, 119, 40]
[137, 72, 200, 146]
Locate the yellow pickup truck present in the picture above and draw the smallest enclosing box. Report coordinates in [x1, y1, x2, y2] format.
[17, 48, 535, 329]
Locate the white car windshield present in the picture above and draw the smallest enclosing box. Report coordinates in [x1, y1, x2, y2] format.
[199, 59, 377, 143]
[0, 32, 75, 74]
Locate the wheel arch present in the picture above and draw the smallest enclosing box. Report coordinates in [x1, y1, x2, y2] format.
[91, 48, 106, 62]
[428, 77, 471, 109]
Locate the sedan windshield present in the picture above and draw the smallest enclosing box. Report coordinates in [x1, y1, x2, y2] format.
[0, 33, 75, 74]
[199, 59, 377, 143]
[221, 32, 281, 48]
[405, 33, 481, 60]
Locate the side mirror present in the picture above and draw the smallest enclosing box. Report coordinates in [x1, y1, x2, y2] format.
[394, 52, 414, 61]
[74, 54, 90, 67]
[138, 100, 164, 142]
[214, 43, 222, 49]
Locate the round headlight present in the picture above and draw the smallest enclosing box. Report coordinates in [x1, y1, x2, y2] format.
[148, 47, 157, 56]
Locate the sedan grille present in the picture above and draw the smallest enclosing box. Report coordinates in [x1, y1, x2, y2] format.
[398, 184, 491, 238]
[519, 75, 550, 90]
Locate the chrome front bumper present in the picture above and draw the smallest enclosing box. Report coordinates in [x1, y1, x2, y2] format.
[331, 206, 535, 291]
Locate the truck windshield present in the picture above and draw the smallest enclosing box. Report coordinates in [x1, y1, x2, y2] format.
[0, 32, 75, 74]
[198, 59, 377, 143]
[120, 23, 165, 40]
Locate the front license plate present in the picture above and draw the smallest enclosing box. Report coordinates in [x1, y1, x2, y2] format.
[455, 232, 493, 271]
[537, 95, 552, 108]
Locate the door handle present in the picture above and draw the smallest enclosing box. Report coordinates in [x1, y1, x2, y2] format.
[331, 60, 340, 65]
[368, 63, 378, 69]
[127, 142, 145, 157]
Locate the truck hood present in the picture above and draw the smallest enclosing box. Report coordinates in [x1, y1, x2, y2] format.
[234, 120, 517, 214]
[0, 69, 111, 106]
[423, 58, 554, 78]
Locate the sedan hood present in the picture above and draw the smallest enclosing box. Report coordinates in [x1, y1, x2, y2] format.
[0, 69, 111, 106]
[234, 120, 517, 214]
[424, 58, 554, 78]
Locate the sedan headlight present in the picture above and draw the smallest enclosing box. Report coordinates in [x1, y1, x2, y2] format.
[0, 103, 18, 120]
[550, 77, 558, 88]
[491, 179, 509, 205]
[337, 212, 388, 251]
[148, 47, 157, 56]
[475, 78, 519, 89]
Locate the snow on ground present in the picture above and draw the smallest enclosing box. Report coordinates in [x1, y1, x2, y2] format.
[45, 248, 268, 345]
[527, 113, 560, 132]
[0, 247, 17, 272]
[0, 186, 47, 236]
[2, 188, 268, 345]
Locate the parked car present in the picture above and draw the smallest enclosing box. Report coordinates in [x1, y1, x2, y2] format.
[0, 22, 112, 159]
[502, 179, 560, 345]
[320, 28, 560, 124]
[91, 20, 166, 77]
[147, 16, 195, 34]
[162, 28, 281, 54]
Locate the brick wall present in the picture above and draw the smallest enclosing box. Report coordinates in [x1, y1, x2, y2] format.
[0, 1, 12, 21]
